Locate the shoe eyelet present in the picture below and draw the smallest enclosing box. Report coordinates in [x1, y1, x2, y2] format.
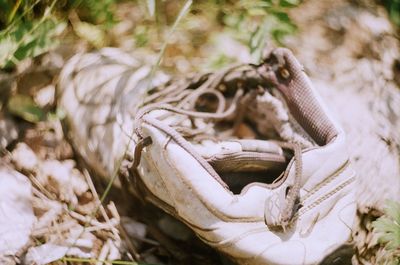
[285, 186, 291, 197]
[279, 67, 290, 79]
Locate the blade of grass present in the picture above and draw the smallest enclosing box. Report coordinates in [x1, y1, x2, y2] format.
[7, 0, 22, 24]
[62, 136, 135, 258]
[1, 0, 59, 67]
[146, 0, 156, 17]
[62, 257, 147, 264]
[1, 0, 41, 35]
[144, 0, 192, 93]
[63, 1, 192, 261]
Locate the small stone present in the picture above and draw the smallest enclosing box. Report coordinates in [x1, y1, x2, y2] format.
[0, 115, 18, 149]
[71, 168, 89, 196]
[121, 216, 147, 239]
[40, 160, 80, 204]
[158, 215, 192, 241]
[11, 143, 38, 172]
[34, 85, 55, 108]
[0, 168, 35, 258]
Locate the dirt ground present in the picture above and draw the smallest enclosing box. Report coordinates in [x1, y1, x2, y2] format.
[0, 0, 399, 264]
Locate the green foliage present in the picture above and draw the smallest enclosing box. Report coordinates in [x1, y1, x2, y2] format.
[7, 94, 45, 123]
[372, 200, 400, 265]
[0, 0, 118, 70]
[72, 20, 107, 48]
[0, 0, 66, 69]
[47, 107, 66, 121]
[146, 0, 193, 91]
[218, 0, 299, 62]
[0, 0, 19, 27]
[0, 0, 299, 70]
[133, 25, 150, 47]
[69, 0, 119, 50]
[206, 53, 237, 70]
[72, 0, 117, 28]
[384, 0, 400, 27]
[61, 256, 156, 264]
[0, 17, 66, 69]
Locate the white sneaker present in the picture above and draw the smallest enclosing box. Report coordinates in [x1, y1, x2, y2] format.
[59, 47, 356, 265]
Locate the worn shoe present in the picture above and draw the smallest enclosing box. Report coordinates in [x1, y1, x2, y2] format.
[58, 47, 356, 265]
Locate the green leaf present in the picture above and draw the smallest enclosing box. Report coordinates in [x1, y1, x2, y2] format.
[7, 0, 22, 24]
[271, 10, 293, 24]
[247, 7, 267, 16]
[47, 107, 66, 121]
[385, 200, 400, 224]
[134, 25, 149, 47]
[61, 257, 141, 264]
[205, 53, 237, 70]
[249, 18, 272, 63]
[0, 18, 66, 69]
[279, 0, 300, 8]
[387, 0, 400, 26]
[373, 200, 400, 254]
[78, 0, 117, 28]
[7, 95, 45, 123]
[0, 0, 12, 26]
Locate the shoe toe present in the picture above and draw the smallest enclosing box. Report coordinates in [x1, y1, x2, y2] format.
[257, 240, 308, 265]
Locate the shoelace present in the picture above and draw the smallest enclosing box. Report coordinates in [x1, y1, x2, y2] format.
[129, 66, 304, 228]
[274, 141, 303, 229]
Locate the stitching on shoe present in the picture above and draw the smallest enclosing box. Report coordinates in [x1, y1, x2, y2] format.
[249, 239, 307, 264]
[337, 199, 357, 237]
[197, 227, 267, 247]
[301, 160, 350, 202]
[299, 212, 320, 238]
[298, 176, 356, 217]
[161, 140, 265, 223]
[136, 152, 218, 232]
[268, 175, 355, 232]
[142, 116, 231, 189]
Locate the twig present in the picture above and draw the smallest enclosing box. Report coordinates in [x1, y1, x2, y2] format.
[29, 174, 57, 200]
[83, 169, 120, 240]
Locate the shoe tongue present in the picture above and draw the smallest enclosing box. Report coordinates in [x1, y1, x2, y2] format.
[192, 139, 288, 194]
[235, 139, 283, 154]
[193, 139, 282, 156]
[193, 139, 287, 173]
